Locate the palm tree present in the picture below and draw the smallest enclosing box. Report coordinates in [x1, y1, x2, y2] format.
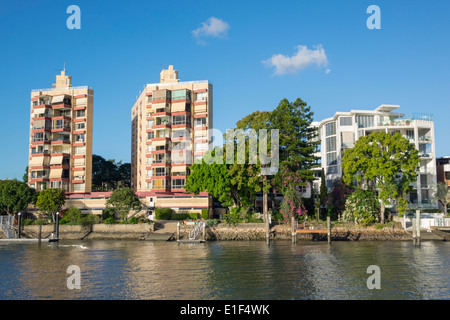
[434, 182, 450, 215]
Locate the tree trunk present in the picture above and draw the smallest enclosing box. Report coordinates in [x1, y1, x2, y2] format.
[445, 204, 448, 216]
[380, 201, 385, 224]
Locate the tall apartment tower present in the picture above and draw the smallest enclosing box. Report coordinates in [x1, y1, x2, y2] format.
[312, 104, 437, 209]
[28, 70, 93, 193]
[131, 65, 213, 215]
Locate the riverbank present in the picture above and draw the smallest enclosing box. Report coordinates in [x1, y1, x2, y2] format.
[2, 221, 429, 241]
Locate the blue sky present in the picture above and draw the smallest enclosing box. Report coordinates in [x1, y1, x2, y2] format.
[1, 0, 449, 180]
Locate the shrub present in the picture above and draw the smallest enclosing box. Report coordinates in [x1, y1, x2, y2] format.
[58, 218, 67, 225]
[155, 208, 173, 220]
[34, 219, 46, 225]
[63, 206, 82, 224]
[128, 217, 138, 224]
[103, 217, 116, 224]
[201, 208, 209, 220]
[171, 212, 199, 220]
[21, 218, 35, 226]
[102, 207, 116, 220]
[342, 188, 380, 226]
[206, 219, 219, 227]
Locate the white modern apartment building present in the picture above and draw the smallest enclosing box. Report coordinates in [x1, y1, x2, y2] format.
[312, 104, 437, 209]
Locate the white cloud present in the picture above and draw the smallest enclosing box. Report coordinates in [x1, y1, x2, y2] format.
[263, 45, 329, 75]
[192, 17, 230, 43]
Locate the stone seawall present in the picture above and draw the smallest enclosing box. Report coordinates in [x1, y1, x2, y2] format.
[179, 223, 412, 241]
[22, 223, 155, 240]
[15, 222, 413, 241]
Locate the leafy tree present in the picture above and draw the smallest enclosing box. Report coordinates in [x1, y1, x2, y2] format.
[434, 182, 450, 215]
[23, 166, 29, 183]
[92, 155, 131, 191]
[0, 179, 35, 216]
[36, 188, 66, 220]
[342, 131, 420, 223]
[186, 147, 261, 210]
[236, 98, 320, 219]
[106, 187, 142, 221]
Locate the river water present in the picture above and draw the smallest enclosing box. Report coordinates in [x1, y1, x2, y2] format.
[0, 240, 448, 300]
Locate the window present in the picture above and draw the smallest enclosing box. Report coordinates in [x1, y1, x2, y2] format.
[75, 146, 85, 154]
[154, 153, 167, 163]
[340, 117, 352, 126]
[195, 92, 207, 101]
[76, 110, 86, 118]
[147, 169, 152, 177]
[327, 152, 337, 166]
[172, 129, 188, 138]
[147, 157, 153, 165]
[406, 130, 414, 140]
[172, 115, 187, 125]
[325, 122, 336, 136]
[73, 183, 85, 191]
[172, 89, 190, 101]
[147, 132, 154, 140]
[155, 167, 166, 176]
[355, 115, 374, 128]
[172, 179, 185, 189]
[152, 179, 166, 189]
[75, 123, 86, 130]
[194, 117, 207, 127]
[195, 142, 208, 152]
[75, 134, 85, 143]
[326, 136, 336, 152]
[147, 120, 154, 128]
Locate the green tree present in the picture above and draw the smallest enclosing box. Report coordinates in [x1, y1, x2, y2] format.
[92, 155, 130, 190]
[434, 182, 450, 215]
[36, 188, 66, 220]
[0, 179, 35, 216]
[23, 166, 29, 183]
[186, 147, 261, 210]
[106, 187, 142, 221]
[342, 131, 420, 223]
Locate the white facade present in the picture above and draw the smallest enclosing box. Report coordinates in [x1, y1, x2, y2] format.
[312, 104, 437, 209]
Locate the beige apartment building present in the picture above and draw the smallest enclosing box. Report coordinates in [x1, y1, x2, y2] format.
[131, 66, 213, 215]
[28, 70, 93, 194]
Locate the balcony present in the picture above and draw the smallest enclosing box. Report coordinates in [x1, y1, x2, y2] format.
[418, 136, 432, 143]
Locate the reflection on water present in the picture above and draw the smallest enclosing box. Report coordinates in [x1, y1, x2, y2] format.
[0, 240, 448, 300]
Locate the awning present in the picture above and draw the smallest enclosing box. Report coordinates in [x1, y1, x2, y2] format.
[73, 158, 85, 166]
[73, 170, 85, 177]
[50, 156, 63, 165]
[33, 107, 46, 114]
[152, 140, 167, 146]
[52, 95, 65, 104]
[30, 157, 44, 166]
[171, 102, 186, 112]
[171, 165, 187, 173]
[49, 168, 63, 179]
[76, 97, 87, 106]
